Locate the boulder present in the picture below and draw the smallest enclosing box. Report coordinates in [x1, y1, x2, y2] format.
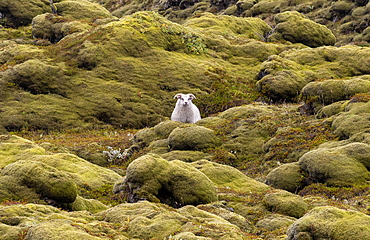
[301, 76, 370, 112]
[25, 219, 103, 240]
[256, 214, 296, 231]
[2, 59, 67, 96]
[287, 206, 370, 240]
[168, 126, 221, 150]
[32, 13, 92, 42]
[0, 0, 50, 27]
[263, 190, 308, 218]
[54, 0, 112, 21]
[298, 144, 370, 186]
[265, 162, 305, 193]
[153, 120, 183, 138]
[268, 11, 336, 47]
[191, 160, 270, 193]
[257, 46, 370, 102]
[68, 196, 109, 213]
[97, 201, 248, 239]
[184, 12, 271, 41]
[332, 101, 370, 138]
[117, 154, 217, 207]
[1, 160, 78, 203]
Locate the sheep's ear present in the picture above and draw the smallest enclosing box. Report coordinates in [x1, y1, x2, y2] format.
[189, 94, 196, 99]
[174, 93, 183, 99]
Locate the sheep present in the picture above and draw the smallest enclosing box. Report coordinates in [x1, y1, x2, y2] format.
[171, 93, 201, 124]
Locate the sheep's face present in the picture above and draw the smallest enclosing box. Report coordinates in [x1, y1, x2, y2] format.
[174, 93, 196, 106]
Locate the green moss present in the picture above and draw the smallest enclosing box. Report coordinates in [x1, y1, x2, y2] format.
[2, 160, 78, 203]
[0, 0, 50, 27]
[54, 0, 112, 21]
[184, 12, 271, 41]
[168, 126, 221, 151]
[122, 154, 217, 207]
[298, 146, 370, 187]
[68, 196, 108, 213]
[268, 11, 336, 47]
[265, 162, 306, 193]
[263, 190, 308, 218]
[161, 150, 208, 162]
[191, 160, 270, 194]
[287, 206, 370, 240]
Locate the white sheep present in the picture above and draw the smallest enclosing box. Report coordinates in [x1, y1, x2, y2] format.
[171, 93, 201, 124]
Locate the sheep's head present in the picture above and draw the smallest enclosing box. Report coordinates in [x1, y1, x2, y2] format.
[174, 93, 196, 106]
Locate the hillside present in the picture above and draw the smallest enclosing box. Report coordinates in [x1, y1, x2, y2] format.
[1, 0, 370, 239]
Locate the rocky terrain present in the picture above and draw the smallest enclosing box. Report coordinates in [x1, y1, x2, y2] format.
[1, 0, 370, 239]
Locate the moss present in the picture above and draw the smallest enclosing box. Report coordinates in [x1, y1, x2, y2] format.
[263, 190, 308, 218]
[168, 126, 221, 151]
[332, 101, 370, 139]
[301, 76, 370, 108]
[161, 150, 208, 162]
[265, 162, 305, 193]
[0, 135, 46, 168]
[2, 160, 78, 203]
[184, 12, 271, 41]
[287, 206, 370, 240]
[191, 160, 270, 193]
[68, 196, 108, 213]
[268, 11, 336, 47]
[298, 146, 370, 187]
[256, 214, 296, 231]
[121, 154, 217, 207]
[153, 120, 183, 138]
[25, 219, 104, 240]
[54, 0, 112, 21]
[0, 0, 50, 27]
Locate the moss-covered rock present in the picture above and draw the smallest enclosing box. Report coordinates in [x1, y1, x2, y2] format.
[268, 11, 336, 47]
[332, 101, 370, 139]
[184, 12, 271, 41]
[68, 196, 108, 213]
[97, 200, 248, 239]
[2, 59, 68, 96]
[0, 175, 42, 203]
[257, 46, 370, 102]
[263, 190, 308, 218]
[298, 144, 370, 186]
[118, 154, 217, 207]
[0, 135, 46, 168]
[256, 214, 296, 231]
[191, 160, 270, 193]
[265, 162, 305, 193]
[287, 206, 370, 240]
[1, 160, 78, 203]
[54, 0, 112, 21]
[32, 13, 92, 42]
[301, 75, 370, 111]
[25, 219, 104, 240]
[0, 0, 50, 27]
[153, 120, 183, 138]
[168, 126, 221, 150]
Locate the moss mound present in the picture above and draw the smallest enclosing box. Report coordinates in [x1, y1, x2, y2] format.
[168, 126, 221, 150]
[268, 11, 336, 47]
[287, 206, 370, 240]
[2, 160, 78, 203]
[118, 153, 217, 207]
[263, 190, 308, 218]
[0, 0, 50, 28]
[184, 12, 271, 41]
